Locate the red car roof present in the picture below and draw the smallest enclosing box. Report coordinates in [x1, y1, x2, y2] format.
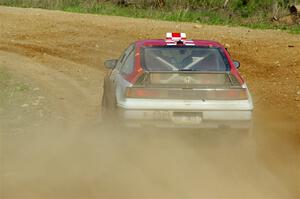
[123, 39, 244, 85]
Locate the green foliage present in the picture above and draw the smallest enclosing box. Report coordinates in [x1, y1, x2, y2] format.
[0, 67, 30, 108]
[0, 0, 83, 9]
[0, 67, 10, 89]
[0, 67, 11, 106]
[0, 0, 300, 34]
[2, 0, 300, 13]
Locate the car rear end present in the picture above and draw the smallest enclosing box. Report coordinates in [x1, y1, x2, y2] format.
[112, 33, 253, 129]
[116, 72, 253, 128]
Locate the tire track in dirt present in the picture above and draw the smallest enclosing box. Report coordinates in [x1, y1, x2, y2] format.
[0, 51, 103, 129]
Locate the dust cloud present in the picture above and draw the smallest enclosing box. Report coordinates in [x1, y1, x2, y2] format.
[1, 110, 299, 198]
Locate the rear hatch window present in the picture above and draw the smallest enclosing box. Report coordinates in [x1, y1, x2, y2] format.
[141, 46, 230, 72]
[136, 72, 241, 88]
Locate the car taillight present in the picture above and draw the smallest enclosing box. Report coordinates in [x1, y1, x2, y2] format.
[214, 89, 248, 100]
[126, 88, 162, 98]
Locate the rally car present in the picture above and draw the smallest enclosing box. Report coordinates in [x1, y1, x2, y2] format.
[102, 33, 253, 128]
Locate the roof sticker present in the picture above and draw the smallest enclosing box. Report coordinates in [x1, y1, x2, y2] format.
[165, 32, 195, 46]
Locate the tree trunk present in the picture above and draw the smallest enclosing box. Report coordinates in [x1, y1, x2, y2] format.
[272, 0, 279, 20]
[223, 0, 230, 9]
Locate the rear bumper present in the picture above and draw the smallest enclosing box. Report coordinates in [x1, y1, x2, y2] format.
[115, 108, 252, 129]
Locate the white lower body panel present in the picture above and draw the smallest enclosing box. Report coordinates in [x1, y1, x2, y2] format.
[116, 109, 252, 129]
[116, 99, 253, 129]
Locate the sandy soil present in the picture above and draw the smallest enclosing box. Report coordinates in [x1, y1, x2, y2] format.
[0, 6, 299, 198]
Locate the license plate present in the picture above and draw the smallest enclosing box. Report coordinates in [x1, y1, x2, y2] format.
[172, 112, 202, 124]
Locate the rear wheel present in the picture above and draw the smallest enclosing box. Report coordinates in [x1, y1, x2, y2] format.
[101, 94, 109, 122]
[101, 88, 121, 129]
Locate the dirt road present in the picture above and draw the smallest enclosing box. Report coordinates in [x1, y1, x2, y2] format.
[0, 6, 299, 198]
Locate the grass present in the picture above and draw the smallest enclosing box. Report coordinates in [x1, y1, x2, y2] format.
[62, 3, 300, 34]
[0, 67, 11, 107]
[0, 67, 29, 107]
[0, 1, 299, 34]
[0, 67, 10, 85]
[0, 66, 42, 130]
[63, 5, 230, 24]
[289, 26, 300, 34]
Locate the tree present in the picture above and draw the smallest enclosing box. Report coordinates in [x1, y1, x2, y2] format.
[156, 0, 165, 8]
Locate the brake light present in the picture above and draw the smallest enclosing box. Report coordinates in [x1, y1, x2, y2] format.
[215, 89, 248, 100]
[126, 88, 161, 98]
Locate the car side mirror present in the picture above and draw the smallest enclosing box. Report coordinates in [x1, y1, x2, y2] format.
[104, 59, 118, 69]
[233, 60, 240, 69]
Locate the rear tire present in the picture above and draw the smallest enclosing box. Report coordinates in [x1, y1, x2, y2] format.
[101, 88, 121, 130]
